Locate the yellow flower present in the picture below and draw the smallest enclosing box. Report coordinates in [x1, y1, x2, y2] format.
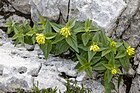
[90, 44, 100, 52]
[126, 46, 135, 56]
[36, 33, 45, 44]
[111, 68, 117, 75]
[110, 41, 116, 48]
[60, 27, 71, 38]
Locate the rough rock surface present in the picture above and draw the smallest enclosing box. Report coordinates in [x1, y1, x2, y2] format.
[0, 0, 31, 29]
[0, 29, 104, 93]
[7, 0, 30, 14]
[130, 75, 140, 93]
[29, 0, 126, 33]
[29, 0, 69, 22]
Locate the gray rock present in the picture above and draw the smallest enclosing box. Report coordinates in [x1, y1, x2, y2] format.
[70, 0, 126, 34]
[128, 68, 135, 77]
[0, 0, 15, 13]
[28, 63, 42, 77]
[0, 29, 8, 39]
[29, 0, 126, 33]
[137, 63, 140, 75]
[0, 65, 4, 75]
[29, 0, 69, 22]
[130, 75, 140, 93]
[83, 79, 104, 93]
[134, 47, 140, 65]
[76, 72, 86, 82]
[7, 77, 29, 91]
[25, 44, 34, 51]
[127, 35, 140, 48]
[8, 15, 29, 24]
[8, 0, 31, 14]
[33, 64, 66, 93]
[114, 0, 140, 38]
[18, 66, 27, 74]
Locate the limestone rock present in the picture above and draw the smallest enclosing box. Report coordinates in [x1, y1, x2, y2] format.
[29, 0, 126, 33]
[29, 0, 69, 22]
[130, 75, 140, 93]
[134, 47, 140, 65]
[7, 0, 31, 14]
[70, 0, 126, 34]
[137, 62, 140, 75]
[0, 0, 30, 28]
[82, 79, 104, 93]
[0, 30, 104, 92]
[114, 0, 140, 38]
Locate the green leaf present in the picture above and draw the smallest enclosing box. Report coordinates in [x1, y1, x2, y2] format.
[44, 20, 52, 33]
[66, 35, 79, 53]
[7, 27, 13, 34]
[112, 48, 117, 54]
[72, 21, 84, 34]
[32, 36, 36, 45]
[91, 56, 101, 65]
[33, 23, 39, 33]
[93, 61, 106, 71]
[107, 70, 113, 83]
[108, 52, 115, 66]
[54, 40, 69, 55]
[123, 41, 129, 48]
[88, 50, 96, 62]
[24, 36, 34, 45]
[115, 51, 126, 59]
[76, 54, 87, 65]
[74, 62, 81, 69]
[26, 29, 36, 36]
[66, 17, 77, 28]
[118, 75, 123, 89]
[13, 26, 19, 34]
[50, 22, 63, 33]
[100, 31, 107, 45]
[45, 32, 57, 39]
[85, 67, 93, 78]
[92, 32, 99, 42]
[78, 44, 88, 51]
[18, 36, 25, 45]
[105, 50, 112, 60]
[90, 25, 100, 32]
[52, 34, 65, 44]
[101, 49, 111, 57]
[104, 72, 111, 93]
[102, 63, 112, 70]
[85, 19, 91, 32]
[116, 43, 123, 48]
[73, 27, 84, 34]
[12, 34, 19, 40]
[119, 57, 130, 71]
[40, 42, 52, 59]
[78, 62, 91, 72]
[82, 33, 91, 46]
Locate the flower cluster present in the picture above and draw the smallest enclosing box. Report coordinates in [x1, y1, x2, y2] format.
[126, 46, 135, 56]
[36, 33, 45, 44]
[110, 41, 116, 48]
[60, 27, 71, 38]
[90, 44, 100, 52]
[111, 68, 117, 75]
